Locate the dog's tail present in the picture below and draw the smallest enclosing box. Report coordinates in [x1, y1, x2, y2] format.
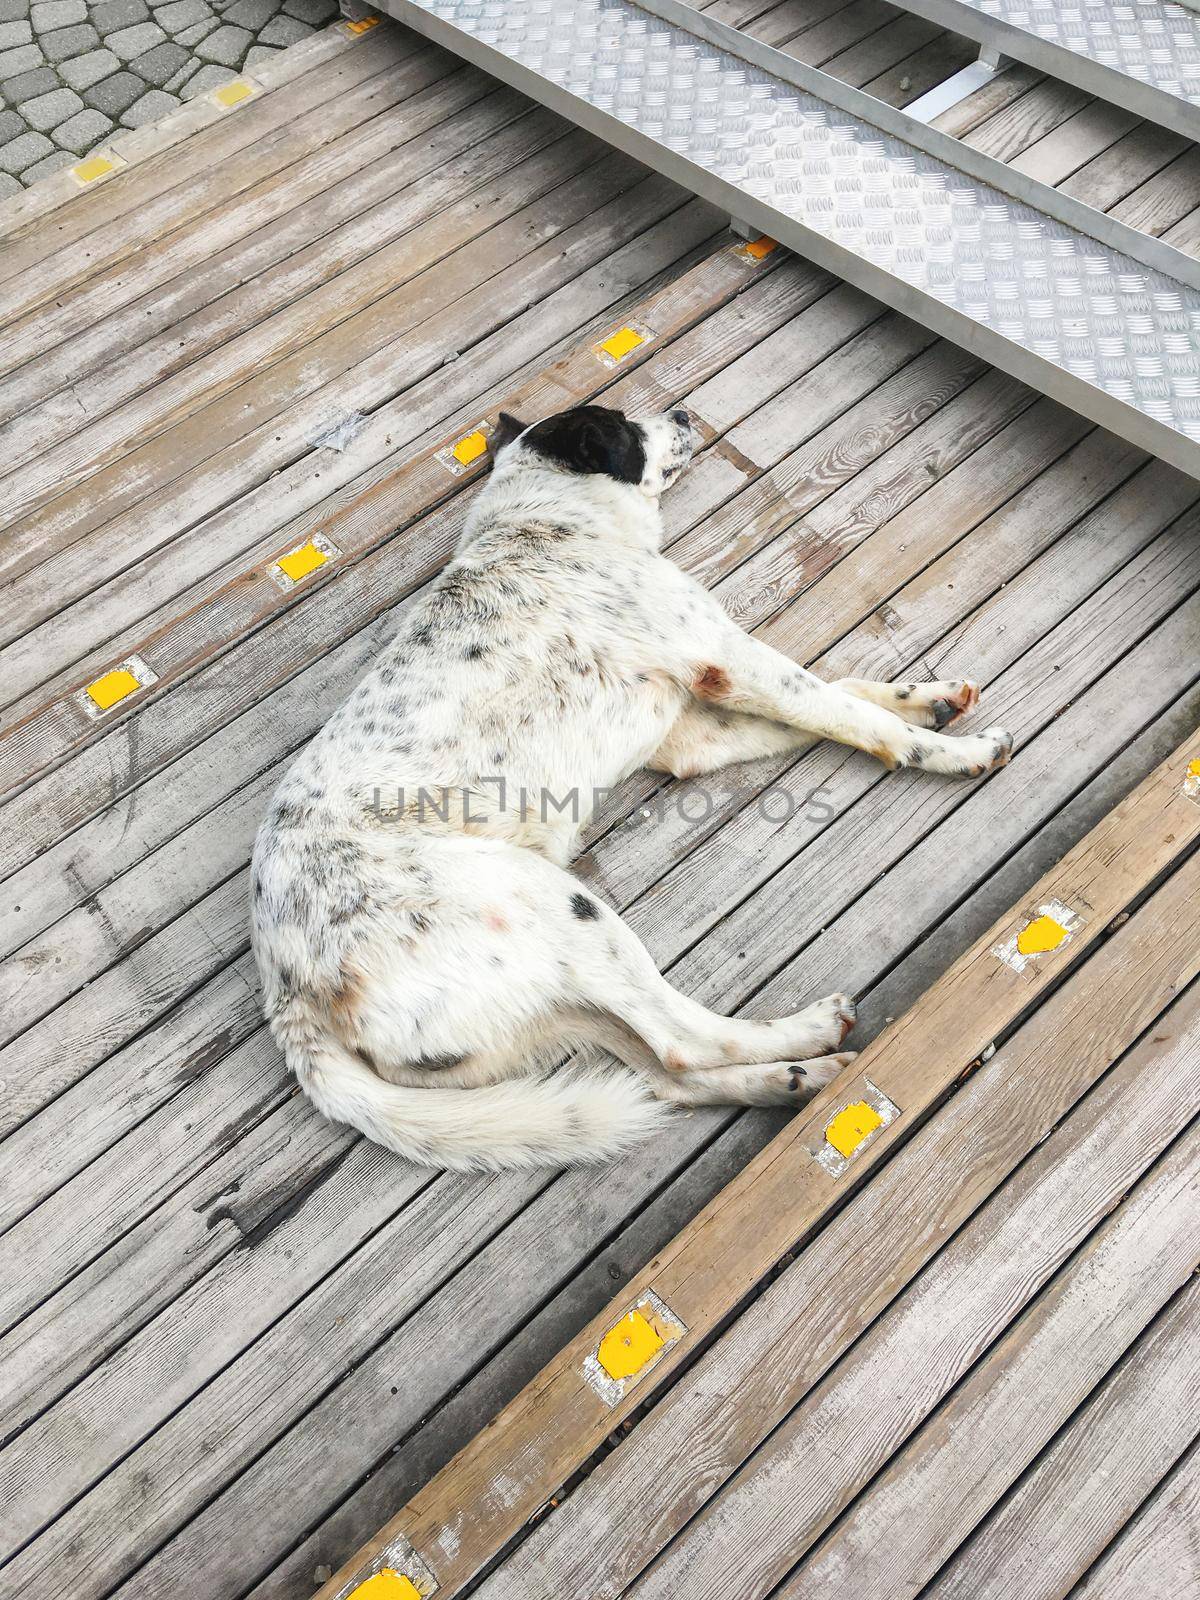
[283, 1026, 671, 1172]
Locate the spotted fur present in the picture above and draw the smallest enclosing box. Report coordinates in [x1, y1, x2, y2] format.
[251, 405, 1010, 1171]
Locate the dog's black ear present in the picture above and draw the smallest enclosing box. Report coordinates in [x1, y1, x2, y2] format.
[491, 412, 527, 454]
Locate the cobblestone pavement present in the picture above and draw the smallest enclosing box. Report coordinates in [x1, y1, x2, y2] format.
[0, 0, 341, 192]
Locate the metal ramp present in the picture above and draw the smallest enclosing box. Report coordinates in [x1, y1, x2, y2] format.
[374, 0, 1200, 481]
[878, 0, 1200, 142]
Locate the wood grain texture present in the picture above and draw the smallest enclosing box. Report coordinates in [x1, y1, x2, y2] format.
[313, 736, 1200, 1600]
[924, 1274, 1200, 1600]
[1072, 1443, 1200, 1600]
[461, 858, 1200, 1600]
[626, 982, 1200, 1600]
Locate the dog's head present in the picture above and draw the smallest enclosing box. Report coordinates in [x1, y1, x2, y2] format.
[489, 404, 695, 498]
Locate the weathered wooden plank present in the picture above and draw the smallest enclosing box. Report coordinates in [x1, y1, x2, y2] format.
[0, 952, 262, 1233]
[1110, 145, 1200, 241]
[1058, 121, 1189, 214]
[310, 731, 1200, 1600]
[0, 46, 465, 393]
[628, 999, 1200, 1600]
[1010, 99, 1141, 187]
[0, 22, 419, 312]
[924, 1276, 1200, 1600]
[1072, 1444, 1200, 1599]
[780, 0, 905, 68]
[962, 77, 1092, 164]
[0, 128, 627, 561]
[931, 63, 1043, 141]
[0, 218, 777, 766]
[467, 865, 1200, 1600]
[0, 179, 707, 792]
[0, 241, 811, 958]
[864, 30, 977, 109]
[0, 68, 521, 447]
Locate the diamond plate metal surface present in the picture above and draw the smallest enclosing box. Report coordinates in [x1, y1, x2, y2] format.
[400, 0, 1200, 461]
[892, 0, 1200, 133]
[963, 0, 1200, 110]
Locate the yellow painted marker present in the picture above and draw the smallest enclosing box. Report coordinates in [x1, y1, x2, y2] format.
[276, 541, 328, 583]
[597, 1308, 666, 1382]
[452, 429, 489, 467]
[825, 1100, 883, 1160]
[345, 14, 380, 32]
[212, 78, 257, 108]
[1189, 758, 1200, 778]
[346, 1572, 420, 1600]
[70, 151, 123, 185]
[1015, 914, 1068, 957]
[598, 326, 645, 363]
[85, 667, 140, 711]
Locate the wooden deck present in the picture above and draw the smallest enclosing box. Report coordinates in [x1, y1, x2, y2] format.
[0, 5, 1198, 1598]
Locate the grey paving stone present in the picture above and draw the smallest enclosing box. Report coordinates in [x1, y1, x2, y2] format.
[180, 58, 230, 95]
[21, 83, 81, 127]
[90, 0, 150, 27]
[82, 66, 143, 112]
[60, 46, 119, 89]
[21, 143, 73, 177]
[223, 0, 278, 25]
[130, 37, 187, 82]
[282, 0, 335, 21]
[29, 0, 84, 30]
[0, 123, 48, 168]
[162, 52, 199, 90]
[258, 12, 307, 45]
[0, 19, 32, 46]
[107, 20, 165, 60]
[120, 84, 178, 124]
[0, 61, 54, 97]
[51, 103, 112, 150]
[39, 21, 99, 60]
[244, 41, 278, 67]
[0, 105, 21, 136]
[152, 0, 209, 31]
[195, 20, 248, 62]
[0, 169, 22, 194]
[174, 14, 216, 43]
[0, 0, 28, 22]
[0, 40, 42, 76]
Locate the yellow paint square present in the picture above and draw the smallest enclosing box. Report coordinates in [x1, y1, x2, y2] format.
[599, 327, 644, 362]
[1189, 758, 1200, 778]
[276, 541, 328, 582]
[346, 14, 380, 32]
[452, 430, 489, 466]
[213, 78, 255, 107]
[1015, 914, 1067, 956]
[825, 1100, 883, 1160]
[347, 1572, 420, 1600]
[597, 1307, 665, 1381]
[72, 153, 117, 184]
[745, 235, 777, 259]
[86, 667, 141, 710]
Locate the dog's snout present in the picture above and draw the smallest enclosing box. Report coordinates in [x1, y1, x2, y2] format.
[670, 408, 691, 428]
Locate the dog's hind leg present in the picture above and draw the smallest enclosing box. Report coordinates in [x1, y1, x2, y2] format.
[559, 884, 856, 1074]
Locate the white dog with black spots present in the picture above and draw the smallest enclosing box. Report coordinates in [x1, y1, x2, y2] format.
[251, 403, 1011, 1170]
